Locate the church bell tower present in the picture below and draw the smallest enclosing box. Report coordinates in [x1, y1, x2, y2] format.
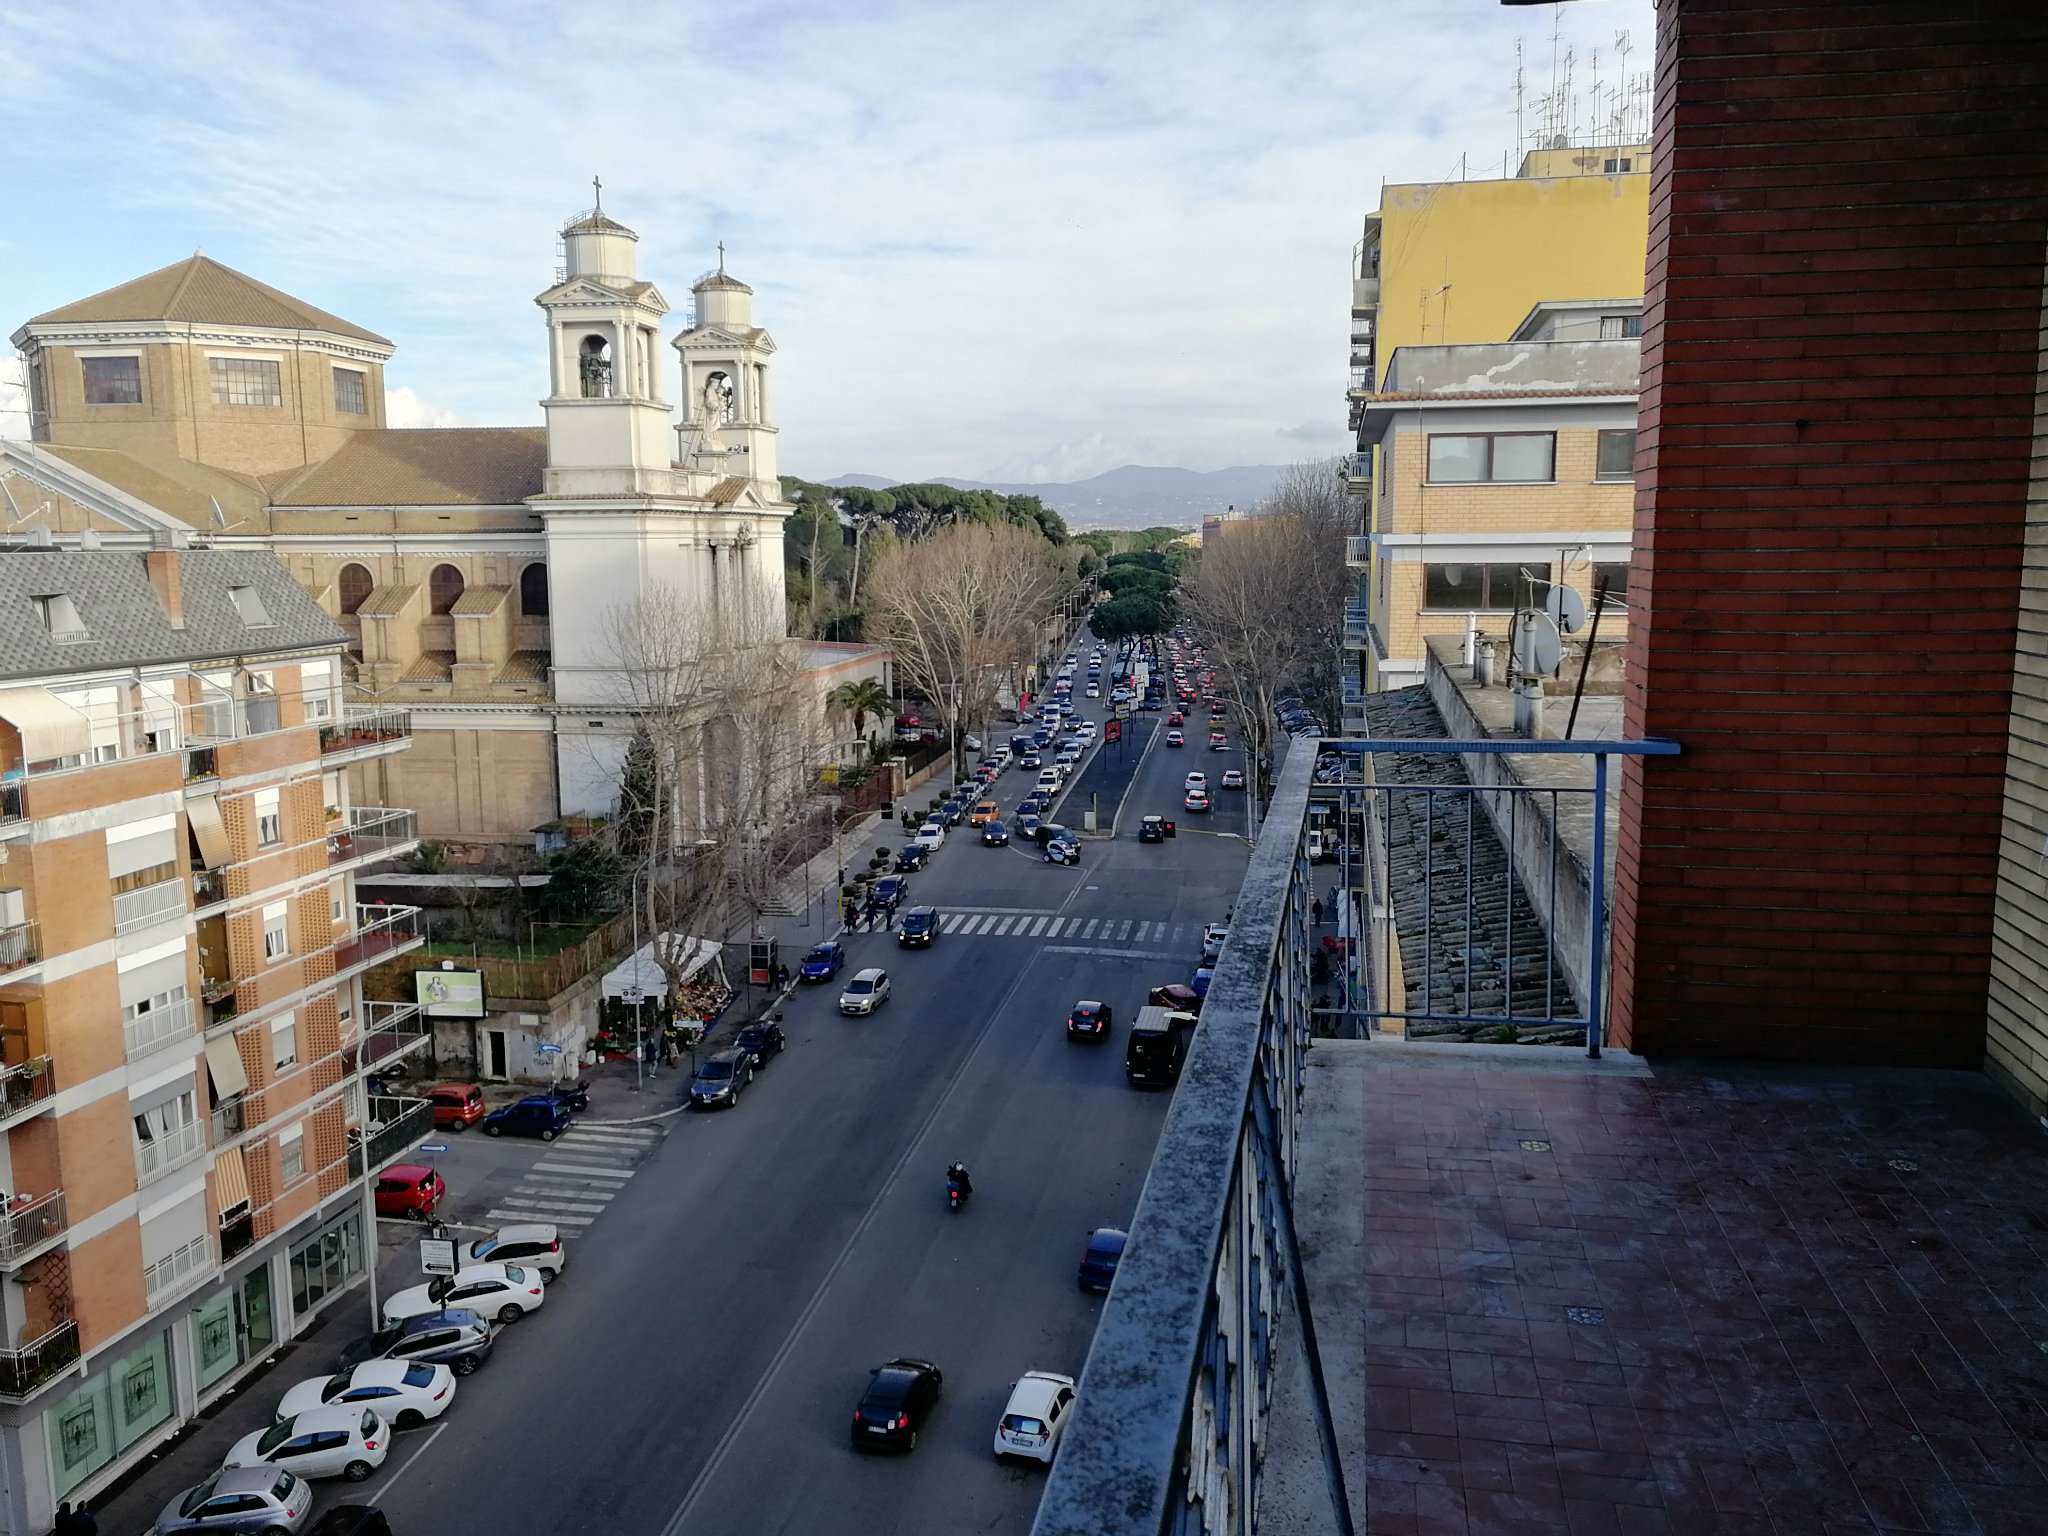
[674, 249, 780, 494]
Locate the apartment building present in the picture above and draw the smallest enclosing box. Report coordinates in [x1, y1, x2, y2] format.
[0, 543, 426, 1530]
[1350, 300, 1641, 696]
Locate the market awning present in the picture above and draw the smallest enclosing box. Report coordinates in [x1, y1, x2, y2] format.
[601, 936, 720, 999]
[210, 1144, 251, 1221]
[0, 687, 89, 763]
[204, 1033, 249, 1100]
[187, 793, 230, 869]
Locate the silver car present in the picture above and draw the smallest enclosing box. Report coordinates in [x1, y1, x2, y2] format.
[154, 1465, 312, 1533]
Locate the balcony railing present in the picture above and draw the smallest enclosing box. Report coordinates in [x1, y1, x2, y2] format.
[192, 867, 226, 910]
[0, 1192, 67, 1266]
[0, 1057, 54, 1128]
[1344, 535, 1371, 566]
[0, 919, 38, 978]
[1342, 606, 1372, 650]
[320, 707, 413, 760]
[0, 1320, 80, 1402]
[113, 878, 187, 933]
[360, 1000, 431, 1074]
[0, 781, 24, 829]
[135, 1118, 205, 1183]
[1033, 742, 1335, 1536]
[347, 1095, 433, 1181]
[125, 997, 196, 1060]
[334, 903, 423, 973]
[325, 806, 417, 867]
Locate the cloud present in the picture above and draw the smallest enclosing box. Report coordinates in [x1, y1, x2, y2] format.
[384, 385, 467, 430]
[1276, 421, 1346, 443]
[0, 0, 1655, 481]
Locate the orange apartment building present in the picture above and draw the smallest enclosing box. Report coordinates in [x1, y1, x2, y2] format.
[0, 539, 426, 1530]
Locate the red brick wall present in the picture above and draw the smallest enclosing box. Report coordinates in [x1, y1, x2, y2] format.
[1613, 1, 2048, 1063]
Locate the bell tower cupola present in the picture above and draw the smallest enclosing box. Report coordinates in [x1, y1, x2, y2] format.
[674, 247, 780, 493]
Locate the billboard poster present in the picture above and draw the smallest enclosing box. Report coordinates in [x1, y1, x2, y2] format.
[415, 968, 486, 1018]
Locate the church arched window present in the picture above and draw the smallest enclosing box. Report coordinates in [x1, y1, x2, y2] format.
[337, 562, 373, 615]
[519, 562, 550, 618]
[429, 564, 466, 616]
[578, 334, 613, 399]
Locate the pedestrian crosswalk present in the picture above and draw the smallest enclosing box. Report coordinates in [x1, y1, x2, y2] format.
[485, 1120, 662, 1229]
[932, 911, 1197, 946]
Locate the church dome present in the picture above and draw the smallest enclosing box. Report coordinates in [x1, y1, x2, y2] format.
[561, 210, 637, 240]
[693, 270, 753, 294]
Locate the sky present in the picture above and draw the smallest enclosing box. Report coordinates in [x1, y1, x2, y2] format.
[0, 0, 1654, 484]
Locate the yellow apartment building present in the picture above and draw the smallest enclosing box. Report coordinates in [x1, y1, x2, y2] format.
[0, 543, 426, 1528]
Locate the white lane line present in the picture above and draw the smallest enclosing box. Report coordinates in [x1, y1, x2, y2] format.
[1028, 916, 1049, 937]
[1041, 944, 1184, 962]
[367, 1421, 448, 1505]
[507, 1195, 611, 1213]
[942, 913, 965, 932]
[488, 1208, 595, 1226]
[1082, 918, 1100, 938]
[993, 916, 1015, 936]
[1173, 923, 1186, 944]
[533, 1161, 634, 1179]
[1116, 920, 1133, 941]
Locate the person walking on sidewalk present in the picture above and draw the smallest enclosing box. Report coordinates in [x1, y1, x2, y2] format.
[1312, 897, 1325, 926]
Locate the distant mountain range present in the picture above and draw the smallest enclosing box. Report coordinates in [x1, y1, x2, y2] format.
[820, 464, 1292, 530]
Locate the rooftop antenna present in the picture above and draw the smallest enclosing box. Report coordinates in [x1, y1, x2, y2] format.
[1514, 37, 1525, 164]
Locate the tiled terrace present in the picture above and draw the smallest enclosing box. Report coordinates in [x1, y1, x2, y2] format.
[1322, 1042, 2048, 1536]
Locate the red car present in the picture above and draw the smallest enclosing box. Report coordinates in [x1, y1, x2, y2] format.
[374, 1163, 444, 1222]
[1167, 710, 1185, 726]
[427, 1082, 486, 1132]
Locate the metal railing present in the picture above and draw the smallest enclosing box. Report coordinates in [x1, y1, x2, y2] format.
[0, 781, 23, 827]
[0, 1057, 54, 1126]
[0, 1320, 80, 1401]
[113, 878, 187, 932]
[347, 1095, 433, 1180]
[333, 903, 422, 972]
[359, 1000, 430, 1072]
[1342, 606, 1372, 649]
[0, 1192, 67, 1265]
[135, 1118, 205, 1183]
[1034, 742, 1341, 1536]
[125, 997, 196, 1060]
[320, 707, 413, 759]
[325, 805, 417, 865]
[0, 919, 38, 976]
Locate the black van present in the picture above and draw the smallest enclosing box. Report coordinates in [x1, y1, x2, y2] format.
[1125, 1006, 1197, 1088]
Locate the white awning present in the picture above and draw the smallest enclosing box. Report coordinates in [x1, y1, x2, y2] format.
[187, 794, 230, 870]
[137, 677, 179, 740]
[0, 687, 89, 763]
[601, 936, 721, 1000]
[204, 1034, 249, 1100]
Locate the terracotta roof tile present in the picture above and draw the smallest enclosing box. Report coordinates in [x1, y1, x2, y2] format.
[400, 651, 454, 683]
[448, 585, 510, 617]
[356, 583, 419, 618]
[264, 428, 545, 507]
[496, 651, 552, 683]
[707, 476, 750, 506]
[26, 255, 389, 345]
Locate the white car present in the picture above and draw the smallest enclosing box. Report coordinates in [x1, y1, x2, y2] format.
[1185, 771, 1208, 792]
[963, 733, 982, 751]
[1220, 769, 1245, 790]
[1077, 721, 1098, 738]
[1086, 684, 1100, 698]
[224, 1405, 390, 1483]
[1036, 771, 1061, 795]
[914, 821, 946, 850]
[993, 1370, 1079, 1463]
[464, 1222, 565, 1280]
[839, 967, 891, 1015]
[383, 1263, 545, 1327]
[276, 1360, 456, 1432]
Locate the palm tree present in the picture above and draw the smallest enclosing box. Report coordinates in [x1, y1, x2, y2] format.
[828, 678, 892, 747]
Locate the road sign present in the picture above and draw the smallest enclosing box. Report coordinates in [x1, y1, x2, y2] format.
[1104, 718, 1123, 743]
[418, 1143, 449, 1154]
[535, 1042, 563, 1056]
[622, 986, 646, 1006]
[419, 1238, 457, 1277]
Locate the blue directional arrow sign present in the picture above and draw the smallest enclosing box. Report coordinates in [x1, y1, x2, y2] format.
[535, 1043, 564, 1056]
[418, 1143, 449, 1154]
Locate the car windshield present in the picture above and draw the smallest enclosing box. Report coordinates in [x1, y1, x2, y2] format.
[847, 978, 873, 994]
[471, 1238, 498, 1260]
[697, 1060, 734, 1080]
[501, 1264, 525, 1282]
[255, 1418, 300, 1456]
[805, 947, 834, 963]
[177, 1477, 221, 1516]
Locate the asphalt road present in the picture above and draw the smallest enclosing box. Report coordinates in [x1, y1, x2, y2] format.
[99, 631, 1253, 1536]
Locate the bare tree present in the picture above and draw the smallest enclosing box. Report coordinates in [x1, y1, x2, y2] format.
[1185, 460, 1350, 833]
[865, 522, 1073, 757]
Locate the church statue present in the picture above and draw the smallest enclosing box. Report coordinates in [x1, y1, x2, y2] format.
[579, 345, 613, 399]
[695, 371, 735, 457]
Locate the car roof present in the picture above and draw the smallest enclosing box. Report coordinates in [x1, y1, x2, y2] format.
[705, 1048, 746, 1065]
[281, 1403, 373, 1432]
[382, 1162, 434, 1180]
[850, 967, 886, 982]
[1073, 1000, 1104, 1011]
[346, 1359, 422, 1387]
[481, 1222, 556, 1246]
[1088, 1227, 1129, 1251]
[397, 1307, 485, 1334]
[429, 1082, 480, 1095]
[200, 1464, 288, 1496]
[1006, 1371, 1076, 1413]
[511, 1094, 559, 1107]
[905, 904, 936, 917]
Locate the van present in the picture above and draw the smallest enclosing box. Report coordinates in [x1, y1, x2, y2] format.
[1125, 1006, 1197, 1089]
[427, 1082, 486, 1131]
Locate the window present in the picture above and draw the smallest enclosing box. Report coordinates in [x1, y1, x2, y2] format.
[1603, 156, 1634, 173]
[329, 880, 345, 923]
[337, 563, 373, 615]
[209, 356, 282, 407]
[227, 585, 273, 628]
[333, 367, 367, 415]
[289, 1212, 364, 1314]
[32, 592, 88, 642]
[1599, 314, 1644, 339]
[278, 1123, 304, 1183]
[81, 355, 142, 405]
[271, 1012, 298, 1072]
[428, 564, 465, 615]
[1421, 562, 1550, 611]
[27, 357, 46, 418]
[519, 562, 550, 618]
[1593, 562, 1630, 601]
[134, 1089, 200, 1177]
[1425, 433, 1555, 484]
[262, 900, 289, 961]
[1596, 429, 1637, 480]
[254, 787, 282, 847]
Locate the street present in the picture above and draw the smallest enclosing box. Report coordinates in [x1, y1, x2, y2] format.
[100, 637, 1253, 1536]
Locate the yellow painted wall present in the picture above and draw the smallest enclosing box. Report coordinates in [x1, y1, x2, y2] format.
[1372, 171, 1650, 387]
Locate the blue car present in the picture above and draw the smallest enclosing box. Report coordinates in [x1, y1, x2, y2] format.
[1078, 1227, 1128, 1293]
[1190, 966, 1216, 999]
[800, 941, 846, 982]
[483, 1095, 572, 1141]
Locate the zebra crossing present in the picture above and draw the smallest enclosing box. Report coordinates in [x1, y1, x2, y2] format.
[932, 910, 1196, 947]
[484, 1120, 663, 1229]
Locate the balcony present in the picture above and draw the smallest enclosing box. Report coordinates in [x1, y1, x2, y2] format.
[1345, 535, 1370, 568]
[359, 1000, 431, 1075]
[135, 1118, 205, 1184]
[191, 867, 226, 911]
[0, 1192, 67, 1268]
[326, 806, 418, 871]
[113, 878, 187, 933]
[0, 1057, 54, 1129]
[319, 707, 413, 765]
[0, 1320, 79, 1402]
[347, 1095, 432, 1181]
[1342, 606, 1372, 650]
[0, 918, 38, 980]
[125, 997, 196, 1060]
[0, 780, 24, 834]
[333, 903, 424, 975]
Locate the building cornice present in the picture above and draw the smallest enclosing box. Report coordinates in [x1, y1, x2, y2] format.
[11, 318, 395, 365]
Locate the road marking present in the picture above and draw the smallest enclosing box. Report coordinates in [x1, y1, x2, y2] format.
[942, 913, 965, 932]
[1082, 918, 1099, 938]
[1042, 944, 1184, 962]
[533, 1160, 634, 1179]
[558, 1128, 655, 1148]
[488, 1207, 596, 1225]
[506, 1194, 610, 1213]
[513, 1183, 615, 1203]
[367, 1421, 447, 1504]
[1028, 916, 1049, 936]
[993, 916, 1014, 935]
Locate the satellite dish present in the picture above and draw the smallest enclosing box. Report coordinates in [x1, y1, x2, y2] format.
[1514, 611, 1562, 675]
[1544, 584, 1587, 635]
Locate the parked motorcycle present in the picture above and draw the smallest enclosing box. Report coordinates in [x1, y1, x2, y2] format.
[549, 1080, 591, 1113]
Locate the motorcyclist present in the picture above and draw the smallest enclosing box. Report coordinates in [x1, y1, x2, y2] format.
[946, 1162, 973, 1198]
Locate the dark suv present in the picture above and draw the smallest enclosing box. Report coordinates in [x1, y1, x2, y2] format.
[897, 906, 941, 947]
[336, 1308, 494, 1377]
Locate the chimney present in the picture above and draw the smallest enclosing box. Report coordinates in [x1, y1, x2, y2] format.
[145, 549, 185, 630]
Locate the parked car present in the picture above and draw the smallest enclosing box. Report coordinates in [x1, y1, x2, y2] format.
[689, 1050, 755, 1109]
[1191, 966, 1216, 998]
[914, 820, 947, 850]
[276, 1361, 456, 1431]
[372, 1164, 443, 1222]
[963, 733, 982, 751]
[383, 1263, 544, 1327]
[335, 1309, 494, 1378]
[898, 906, 942, 947]
[1147, 982, 1202, 1011]
[1221, 769, 1245, 790]
[993, 1371, 1079, 1464]
[937, 799, 966, 827]
[1077, 1228, 1128, 1293]
[463, 1222, 565, 1280]
[426, 1083, 486, 1132]
[894, 844, 930, 873]
[153, 1467, 313, 1535]
[1044, 832, 1081, 866]
[851, 1357, 945, 1452]
[482, 1095, 572, 1141]
[305, 1509, 395, 1536]
[735, 1020, 787, 1068]
[1066, 999, 1114, 1042]
[800, 941, 847, 981]
[1127, 1006, 1198, 1088]
[981, 819, 1009, 847]
[840, 968, 892, 1015]
[223, 1406, 390, 1484]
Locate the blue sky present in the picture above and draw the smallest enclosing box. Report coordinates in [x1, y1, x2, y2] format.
[0, 0, 1653, 483]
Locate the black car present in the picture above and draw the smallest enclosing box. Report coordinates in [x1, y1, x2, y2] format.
[871, 876, 910, 911]
[735, 1020, 786, 1067]
[898, 906, 941, 947]
[894, 844, 930, 873]
[981, 819, 1009, 847]
[307, 1510, 396, 1536]
[336, 1309, 494, 1377]
[1137, 815, 1169, 844]
[689, 1049, 754, 1109]
[1017, 793, 1048, 817]
[852, 1357, 944, 1452]
[1066, 999, 1114, 1042]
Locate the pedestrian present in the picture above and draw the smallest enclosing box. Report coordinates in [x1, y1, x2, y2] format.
[1312, 897, 1325, 925]
[774, 961, 790, 987]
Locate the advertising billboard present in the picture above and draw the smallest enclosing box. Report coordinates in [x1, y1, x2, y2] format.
[414, 968, 486, 1019]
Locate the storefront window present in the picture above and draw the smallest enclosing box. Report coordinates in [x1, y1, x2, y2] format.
[289, 1211, 364, 1317]
[194, 1290, 237, 1392]
[46, 1331, 173, 1499]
